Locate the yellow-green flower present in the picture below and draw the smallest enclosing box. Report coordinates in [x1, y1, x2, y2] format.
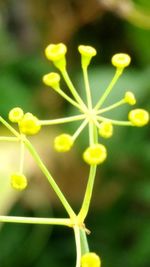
[83, 144, 107, 165]
[111, 53, 131, 69]
[81, 252, 101, 267]
[19, 113, 41, 135]
[10, 172, 28, 191]
[9, 107, 24, 123]
[98, 121, 113, 138]
[78, 45, 97, 68]
[45, 43, 67, 70]
[124, 91, 136, 105]
[45, 43, 67, 61]
[54, 134, 73, 152]
[43, 72, 61, 91]
[128, 109, 149, 127]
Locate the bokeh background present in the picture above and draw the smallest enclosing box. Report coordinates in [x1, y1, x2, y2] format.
[0, 0, 150, 267]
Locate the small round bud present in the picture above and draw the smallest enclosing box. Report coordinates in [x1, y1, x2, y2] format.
[98, 121, 113, 138]
[128, 109, 149, 127]
[124, 91, 136, 105]
[10, 172, 28, 191]
[111, 53, 131, 69]
[81, 252, 101, 267]
[83, 144, 107, 165]
[19, 113, 41, 135]
[78, 45, 97, 68]
[54, 134, 73, 152]
[8, 107, 24, 123]
[45, 43, 67, 70]
[43, 72, 61, 91]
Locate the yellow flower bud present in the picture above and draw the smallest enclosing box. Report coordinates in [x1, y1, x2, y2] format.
[8, 107, 24, 123]
[83, 144, 107, 165]
[19, 113, 41, 135]
[124, 91, 136, 105]
[43, 72, 61, 91]
[54, 134, 73, 152]
[78, 45, 97, 68]
[81, 252, 101, 267]
[98, 121, 113, 138]
[45, 43, 67, 70]
[111, 53, 131, 69]
[128, 109, 149, 127]
[10, 172, 28, 191]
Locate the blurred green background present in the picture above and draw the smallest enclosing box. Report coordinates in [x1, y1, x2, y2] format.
[0, 0, 150, 267]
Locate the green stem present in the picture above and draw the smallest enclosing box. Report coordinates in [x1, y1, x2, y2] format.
[82, 67, 92, 109]
[72, 119, 88, 141]
[78, 165, 97, 222]
[0, 215, 71, 227]
[89, 122, 94, 145]
[0, 136, 19, 142]
[94, 69, 123, 110]
[80, 229, 89, 255]
[74, 225, 81, 267]
[0, 117, 20, 138]
[96, 99, 125, 114]
[24, 138, 76, 220]
[57, 88, 83, 111]
[97, 116, 133, 126]
[61, 68, 87, 111]
[40, 114, 86, 126]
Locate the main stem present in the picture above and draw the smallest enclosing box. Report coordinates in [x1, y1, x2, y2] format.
[77, 165, 97, 222]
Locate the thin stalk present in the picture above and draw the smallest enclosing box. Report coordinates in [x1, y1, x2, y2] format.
[80, 229, 89, 255]
[74, 225, 82, 267]
[61, 69, 87, 110]
[97, 116, 133, 126]
[94, 69, 123, 110]
[0, 215, 71, 227]
[0, 136, 19, 142]
[24, 138, 76, 220]
[78, 165, 97, 222]
[72, 119, 88, 141]
[89, 122, 94, 145]
[0, 117, 20, 138]
[40, 114, 86, 126]
[82, 67, 92, 109]
[57, 88, 83, 111]
[96, 99, 125, 114]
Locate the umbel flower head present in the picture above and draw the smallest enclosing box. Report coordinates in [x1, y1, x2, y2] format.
[42, 43, 149, 165]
